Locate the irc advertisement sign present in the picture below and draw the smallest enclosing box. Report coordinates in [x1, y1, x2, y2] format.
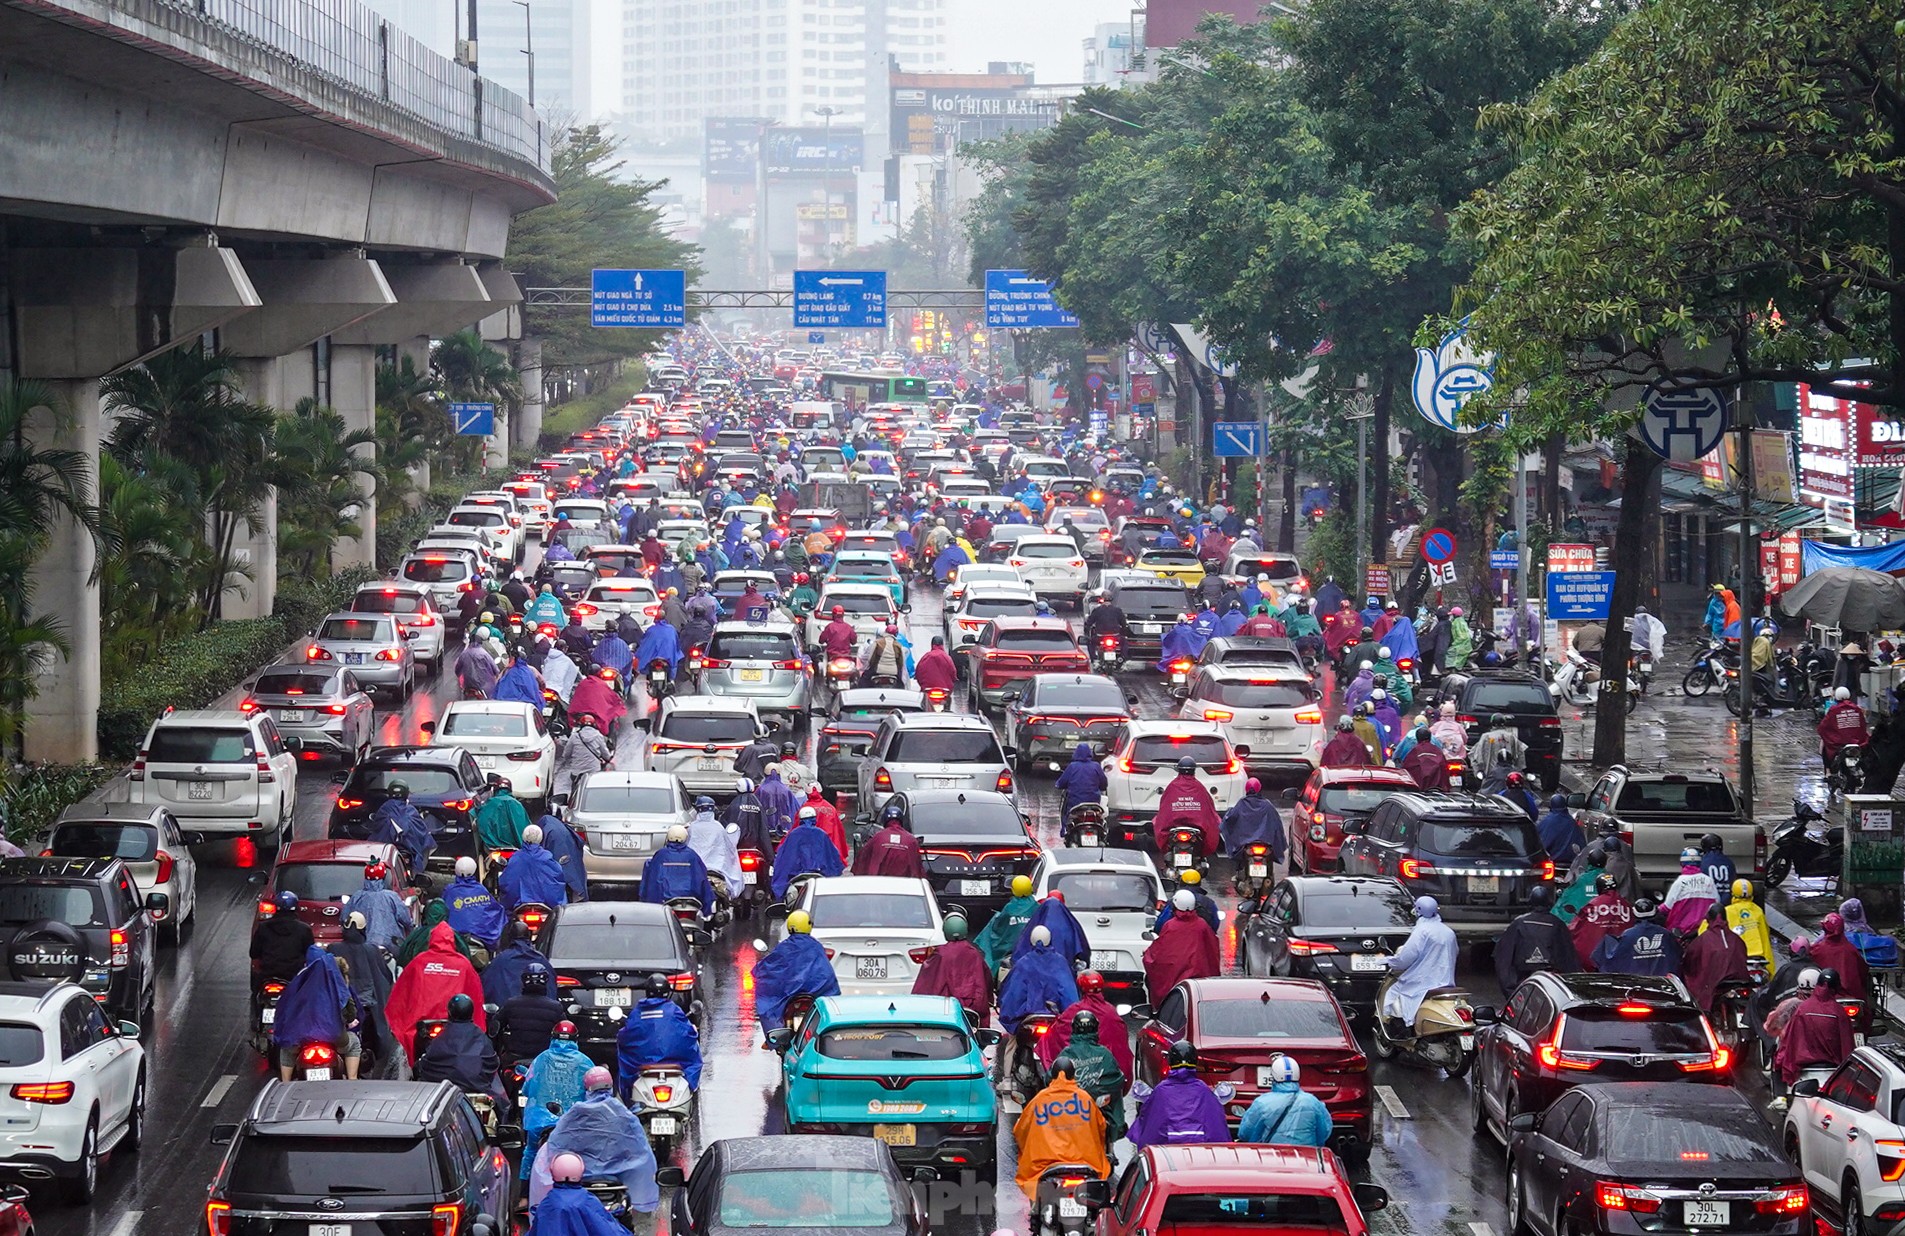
[762, 127, 865, 178]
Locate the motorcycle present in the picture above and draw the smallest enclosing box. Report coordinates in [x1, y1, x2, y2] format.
[1093, 633, 1123, 674]
[645, 659, 676, 705]
[627, 1065, 694, 1162]
[293, 1040, 341, 1081]
[412, 1018, 449, 1066]
[583, 1179, 637, 1232]
[1233, 842, 1274, 901]
[1633, 650, 1655, 696]
[540, 687, 571, 740]
[821, 653, 857, 699]
[1722, 653, 1813, 713]
[1764, 800, 1841, 887]
[252, 977, 287, 1058]
[1710, 970, 1765, 1049]
[735, 848, 769, 918]
[1005, 1013, 1056, 1100]
[923, 686, 952, 713]
[1682, 640, 1734, 697]
[1370, 973, 1482, 1077]
[666, 895, 717, 948]
[1034, 1164, 1110, 1236]
[512, 901, 553, 938]
[1063, 803, 1107, 849]
[1166, 658, 1194, 697]
[1827, 744, 1865, 798]
[1161, 824, 1207, 877]
[483, 848, 518, 900]
[1550, 649, 1638, 713]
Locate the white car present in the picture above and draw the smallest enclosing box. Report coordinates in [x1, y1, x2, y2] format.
[1178, 665, 1324, 780]
[795, 876, 945, 996]
[1787, 1046, 1905, 1232]
[547, 498, 611, 542]
[944, 562, 1027, 605]
[1101, 719, 1249, 840]
[1031, 849, 1166, 1004]
[501, 478, 552, 528]
[944, 587, 1039, 665]
[644, 696, 765, 796]
[1005, 535, 1089, 608]
[398, 549, 482, 612]
[574, 576, 661, 633]
[566, 770, 695, 890]
[128, 709, 297, 844]
[445, 503, 522, 565]
[425, 699, 558, 809]
[805, 582, 905, 649]
[0, 981, 145, 1200]
[46, 804, 201, 946]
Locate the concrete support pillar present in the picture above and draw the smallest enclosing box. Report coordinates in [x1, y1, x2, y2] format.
[486, 405, 511, 469]
[330, 344, 378, 571]
[228, 357, 287, 620]
[22, 381, 101, 764]
[513, 338, 544, 452]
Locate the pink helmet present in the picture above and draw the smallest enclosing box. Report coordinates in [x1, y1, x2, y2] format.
[551, 1151, 587, 1184]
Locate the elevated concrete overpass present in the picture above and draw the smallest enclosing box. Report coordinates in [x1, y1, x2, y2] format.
[0, 0, 557, 761]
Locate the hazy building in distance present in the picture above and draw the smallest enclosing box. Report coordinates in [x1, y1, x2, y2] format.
[1082, 17, 1141, 84]
[476, 0, 592, 117]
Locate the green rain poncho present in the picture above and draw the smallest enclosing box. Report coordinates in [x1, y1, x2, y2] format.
[1371, 656, 1414, 711]
[1051, 1019, 1128, 1142]
[475, 788, 532, 851]
[395, 900, 478, 968]
[975, 894, 1037, 974]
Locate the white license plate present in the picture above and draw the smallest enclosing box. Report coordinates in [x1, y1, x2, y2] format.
[959, 879, 991, 896]
[744, 870, 758, 885]
[345, 652, 366, 665]
[1468, 875, 1499, 894]
[1684, 1201, 1730, 1226]
[921, 776, 960, 788]
[739, 669, 766, 682]
[1059, 1200, 1087, 1219]
[188, 781, 214, 801]
[1247, 861, 1268, 878]
[1172, 852, 1193, 868]
[260, 1007, 276, 1025]
[698, 758, 725, 771]
[597, 987, 632, 1008]
[304, 1067, 332, 1082]
[311, 1226, 351, 1236]
[1351, 954, 1388, 972]
[1256, 1066, 1279, 1087]
[606, 833, 645, 853]
[1090, 950, 1119, 970]
[1137, 623, 1161, 634]
[476, 754, 499, 766]
[856, 957, 889, 980]
[276, 709, 307, 724]
[649, 1115, 678, 1135]
[1459, 1033, 1475, 1049]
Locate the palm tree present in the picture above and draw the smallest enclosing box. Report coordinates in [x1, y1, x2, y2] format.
[274, 399, 380, 577]
[375, 356, 444, 510]
[97, 455, 208, 672]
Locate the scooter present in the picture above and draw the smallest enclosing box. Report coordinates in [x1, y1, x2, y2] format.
[626, 1065, 694, 1161]
[922, 686, 952, 713]
[1160, 824, 1207, 878]
[1063, 803, 1107, 849]
[1710, 970, 1765, 1049]
[1682, 640, 1734, 697]
[252, 977, 288, 1058]
[512, 901, 554, 938]
[735, 849, 769, 918]
[1093, 633, 1123, 675]
[1034, 1164, 1109, 1236]
[1550, 649, 1639, 713]
[1764, 800, 1841, 887]
[666, 895, 718, 949]
[1723, 657, 1812, 714]
[1827, 744, 1865, 798]
[1004, 1013, 1057, 1101]
[1370, 973, 1482, 1077]
[292, 1040, 342, 1081]
[583, 1179, 637, 1232]
[1233, 842, 1274, 901]
[821, 653, 858, 700]
[645, 659, 676, 704]
[1166, 658, 1194, 697]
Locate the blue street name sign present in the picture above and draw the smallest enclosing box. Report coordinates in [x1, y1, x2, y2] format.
[450, 402, 495, 436]
[1546, 570, 1616, 621]
[590, 269, 686, 328]
[793, 270, 887, 328]
[1212, 421, 1262, 458]
[984, 270, 1080, 329]
[1489, 549, 1519, 571]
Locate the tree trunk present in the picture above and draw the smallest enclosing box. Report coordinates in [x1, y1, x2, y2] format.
[1591, 441, 1664, 768]
[1279, 451, 1297, 552]
[1370, 365, 1394, 573]
[1543, 433, 1564, 531]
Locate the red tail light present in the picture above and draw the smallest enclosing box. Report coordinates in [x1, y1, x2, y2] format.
[556, 974, 581, 988]
[1031, 1022, 1052, 1036]
[412, 614, 436, 626]
[239, 698, 260, 713]
[306, 645, 333, 660]
[108, 928, 130, 968]
[668, 972, 695, 991]
[446, 798, 473, 812]
[1755, 1187, 1808, 1216]
[1293, 709, 1323, 724]
[325, 704, 348, 715]
[874, 767, 892, 789]
[1287, 938, 1339, 955]
[773, 659, 806, 671]
[129, 750, 147, 781]
[206, 1201, 233, 1236]
[652, 1084, 675, 1103]
[908, 946, 937, 964]
[336, 796, 365, 810]
[154, 851, 175, 885]
[1595, 1183, 1661, 1214]
[300, 1042, 338, 1066]
[262, 981, 286, 997]
[1203, 708, 1234, 722]
[432, 1202, 463, 1236]
[573, 603, 598, 617]
[1399, 857, 1434, 879]
[739, 850, 764, 871]
[996, 769, 1014, 794]
[257, 753, 276, 785]
[1535, 859, 1556, 880]
[11, 1081, 74, 1104]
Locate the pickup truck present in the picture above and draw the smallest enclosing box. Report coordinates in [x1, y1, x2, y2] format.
[1569, 766, 1762, 891]
[800, 480, 872, 527]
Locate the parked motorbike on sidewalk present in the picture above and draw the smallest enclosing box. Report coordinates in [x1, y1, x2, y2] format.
[1827, 745, 1866, 798]
[1765, 800, 1842, 887]
[1682, 640, 1734, 697]
[1550, 649, 1638, 713]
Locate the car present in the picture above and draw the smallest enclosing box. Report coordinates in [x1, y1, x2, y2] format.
[835, 529, 911, 573]
[579, 543, 647, 580]
[0, 858, 162, 1029]
[1222, 549, 1305, 594]
[500, 477, 551, 527]
[943, 562, 1025, 605]
[1288, 766, 1420, 873]
[304, 611, 416, 699]
[1194, 635, 1310, 676]
[565, 769, 696, 891]
[1178, 666, 1324, 781]
[349, 581, 448, 669]
[805, 583, 905, 649]
[784, 877, 945, 997]
[1785, 1043, 1905, 1234]
[127, 708, 297, 845]
[206, 1081, 516, 1236]
[825, 550, 908, 607]
[1101, 720, 1249, 846]
[1002, 672, 1133, 771]
[45, 804, 199, 945]
[887, 790, 1040, 923]
[444, 503, 522, 564]
[856, 714, 1013, 820]
[1472, 972, 1732, 1139]
[666, 1135, 928, 1236]
[259, 839, 417, 945]
[1504, 1083, 1804, 1236]
[644, 697, 766, 797]
[943, 587, 1039, 671]
[1015, 455, 1069, 484]
[817, 689, 924, 799]
[1134, 977, 1372, 1163]
[0, 980, 144, 1201]
[1133, 546, 1206, 588]
[696, 622, 813, 735]
[1093, 1144, 1388, 1236]
[1003, 534, 1089, 607]
[1432, 669, 1564, 790]
[1336, 791, 1556, 936]
[543, 901, 699, 1052]
[573, 575, 661, 633]
[1030, 848, 1165, 999]
[547, 497, 610, 539]
[417, 525, 505, 572]
[773, 995, 998, 1181]
[655, 518, 708, 553]
[967, 617, 1090, 713]
[1044, 506, 1113, 559]
[422, 699, 558, 809]
[398, 550, 480, 612]
[1238, 877, 1415, 1015]
[1095, 574, 1191, 665]
[1571, 767, 1761, 891]
[708, 570, 781, 619]
[327, 746, 492, 878]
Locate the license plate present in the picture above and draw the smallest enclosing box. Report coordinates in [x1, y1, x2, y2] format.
[1247, 861, 1268, 878]
[311, 1226, 351, 1236]
[188, 781, 213, 801]
[276, 709, 307, 724]
[606, 833, 645, 853]
[959, 879, 991, 896]
[345, 652, 366, 665]
[304, 1067, 332, 1082]
[1059, 1199, 1087, 1219]
[744, 870, 758, 885]
[1459, 1033, 1475, 1048]
[1684, 1202, 1730, 1226]
[260, 1007, 276, 1025]
[1351, 954, 1388, 972]
[597, 987, 632, 1008]
[1256, 1066, 1279, 1087]
[738, 668, 766, 682]
[649, 1115, 678, 1135]
[1091, 950, 1119, 970]
[476, 754, 498, 766]
[856, 957, 889, 980]
[921, 776, 959, 788]
[698, 757, 725, 771]
[873, 1124, 915, 1147]
[1138, 623, 1161, 634]
[1172, 852, 1192, 868]
[1467, 875, 1499, 894]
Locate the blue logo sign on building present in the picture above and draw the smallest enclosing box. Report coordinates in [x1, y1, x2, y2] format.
[1212, 422, 1261, 458]
[984, 270, 1080, 329]
[1546, 570, 1616, 621]
[1639, 386, 1729, 462]
[792, 271, 887, 328]
[591, 269, 687, 329]
[449, 402, 495, 436]
[807, 331, 826, 344]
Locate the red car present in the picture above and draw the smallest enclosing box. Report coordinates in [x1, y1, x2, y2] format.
[1087, 1144, 1387, 1236]
[0, 1184, 30, 1236]
[968, 617, 1088, 712]
[1136, 978, 1372, 1163]
[259, 839, 418, 944]
[1290, 767, 1417, 874]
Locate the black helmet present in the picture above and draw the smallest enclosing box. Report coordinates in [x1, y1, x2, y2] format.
[1700, 833, 1723, 853]
[1166, 1040, 1198, 1069]
[780, 742, 798, 757]
[388, 781, 411, 800]
[521, 964, 549, 995]
[448, 993, 476, 1023]
[1594, 872, 1618, 894]
[1816, 967, 1841, 993]
[1490, 712, 1511, 727]
[1072, 1011, 1100, 1038]
[645, 972, 671, 999]
[1176, 756, 1197, 775]
[1527, 885, 1554, 910]
[882, 801, 905, 822]
[1631, 896, 1658, 919]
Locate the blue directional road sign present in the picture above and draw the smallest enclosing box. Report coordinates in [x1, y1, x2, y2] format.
[449, 402, 495, 436]
[590, 268, 686, 328]
[1639, 386, 1729, 461]
[1212, 421, 1262, 458]
[1546, 570, 1616, 621]
[792, 271, 886, 328]
[807, 331, 826, 344]
[984, 270, 1080, 329]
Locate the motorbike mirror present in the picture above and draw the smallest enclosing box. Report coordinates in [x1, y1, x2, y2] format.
[1566, 792, 1587, 809]
[765, 1027, 795, 1053]
[656, 1166, 687, 1188]
[1469, 1004, 1500, 1024]
[1507, 1112, 1539, 1133]
[1792, 1078, 1822, 1097]
[491, 1125, 525, 1151]
[909, 1167, 939, 1183]
[1351, 1184, 1389, 1214]
[469, 1215, 501, 1236]
[977, 1028, 1003, 1048]
[1238, 898, 1261, 916]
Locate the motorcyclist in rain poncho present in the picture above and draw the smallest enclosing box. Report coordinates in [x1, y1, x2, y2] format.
[350, 862, 413, 956]
[640, 826, 715, 915]
[529, 1068, 659, 1211]
[500, 824, 571, 910]
[271, 944, 359, 1080]
[751, 911, 840, 1040]
[442, 857, 507, 948]
[617, 973, 704, 1093]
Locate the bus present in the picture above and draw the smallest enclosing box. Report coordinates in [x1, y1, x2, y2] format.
[818, 371, 927, 408]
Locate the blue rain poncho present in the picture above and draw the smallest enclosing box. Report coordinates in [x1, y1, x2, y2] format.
[535, 815, 590, 901]
[529, 1182, 631, 1236]
[1054, 744, 1108, 815]
[522, 1038, 592, 1147]
[1012, 898, 1090, 970]
[532, 1091, 658, 1211]
[494, 662, 545, 708]
[1238, 1081, 1333, 1147]
[500, 843, 571, 910]
[635, 620, 683, 676]
[272, 945, 352, 1050]
[638, 843, 713, 914]
[482, 937, 552, 1005]
[351, 874, 413, 955]
[443, 875, 507, 948]
[616, 996, 704, 1091]
[369, 798, 434, 876]
[770, 823, 844, 898]
[999, 942, 1079, 1033]
[594, 632, 633, 674]
[752, 934, 840, 1029]
[1156, 620, 1200, 673]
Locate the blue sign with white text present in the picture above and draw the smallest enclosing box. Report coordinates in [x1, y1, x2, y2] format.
[808, 331, 826, 344]
[1546, 570, 1616, 621]
[793, 271, 887, 328]
[1212, 421, 1261, 458]
[1490, 549, 1520, 571]
[450, 402, 495, 436]
[984, 270, 1080, 329]
[591, 269, 686, 328]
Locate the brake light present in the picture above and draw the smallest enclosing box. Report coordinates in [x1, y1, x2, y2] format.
[1754, 1187, 1808, 1216]
[1399, 857, 1434, 879]
[110, 928, 130, 968]
[1680, 1018, 1733, 1072]
[517, 907, 549, 932]
[1287, 939, 1339, 955]
[652, 1083, 675, 1103]
[432, 1202, 463, 1236]
[908, 946, 937, 964]
[1616, 1003, 1653, 1015]
[699, 658, 732, 670]
[774, 659, 806, 671]
[257, 753, 276, 784]
[1874, 1140, 1905, 1181]
[1203, 708, 1234, 722]
[573, 603, 598, 617]
[1031, 1022, 1052, 1036]
[239, 698, 260, 713]
[1537, 1015, 1598, 1070]
[1225, 757, 1243, 775]
[1294, 709, 1323, 724]
[155, 851, 175, 885]
[207, 1200, 233, 1236]
[875, 767, 892, 789]
[336, 796, 365, 810]
[1119, 756, 1135, 773]
[1536, 859, 1555, 880]
[129, 750, 147, 781]
[446, 798, 473, 812]
[996, 769, 1014, 794]
[1595, 1183, 1661, 1214]
[11, 1081, 74, 1104]
[300, 1042, 338, 1066]
[556, 975, 581, 988]
[739, 850, 764, 871]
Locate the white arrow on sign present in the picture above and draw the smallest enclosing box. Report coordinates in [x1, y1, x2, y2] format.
[818, 277, 864, 287]
[633, 273, 644, 292]
[1010, 278, 1042, 286]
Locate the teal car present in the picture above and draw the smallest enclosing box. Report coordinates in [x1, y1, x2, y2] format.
[771, 994, 1000, 1182]
[826, 550, 909, 607]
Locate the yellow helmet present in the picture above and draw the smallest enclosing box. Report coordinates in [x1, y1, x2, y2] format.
[1181, 869, 1202, 886]
[1011, 875, 1034, 899]
[786, 910, 812, 934]
[1731, 878, 1754, 901]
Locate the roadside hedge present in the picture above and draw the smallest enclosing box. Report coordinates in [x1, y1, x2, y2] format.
[0, 762, 117, 847]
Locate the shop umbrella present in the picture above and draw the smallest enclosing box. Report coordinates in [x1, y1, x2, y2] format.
[1777, 566, 1905, 630]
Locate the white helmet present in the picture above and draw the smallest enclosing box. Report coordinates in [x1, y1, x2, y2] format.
[1173, 889, 1196, 912]
[1359, 659, 1373, 670]
[455, 856, 478, 878]
[522, 824, 544, 845]
[667, 824, 689, 844]
[1835, 687, 1852, 702]
[1030, 925, 1052, 947]
[1797, 967, 1822, 993]
[1268, 1055, 1300, 1084]
[1371, 688, 1387, 700]
[1378, 646, 1392, 658]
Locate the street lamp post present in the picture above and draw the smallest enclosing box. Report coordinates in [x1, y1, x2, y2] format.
[810, 105, 841, 256]
[513, 0, 534, 106]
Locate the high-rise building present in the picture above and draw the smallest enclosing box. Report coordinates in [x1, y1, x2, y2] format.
[477, 0, 592, 117]
[1082, 18, 1141, 85]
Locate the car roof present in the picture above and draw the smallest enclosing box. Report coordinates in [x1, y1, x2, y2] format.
[834, 688, 925, 708]
[1015, 534, 1079, 546]
[816, 994, 967, 1027]
[1284, 875, 1408, 898]
[987, 617, 1073, 633]
[810, 875, 933, 897]
[356, 580, 433, 596]
[661, 696, 760, 715]
[1125, 718, 1224, 736]
[149, 709, 254, 726]
[1536, 971, 1694, 1007]
[1045, 847, 1159, 872]
[579, 769, 677, 789]
[362, 745, 466, 768]
[0, 856, 121, 882]
[711, 619, 797, 634]
[441, 699, 538, 716]
[245, 1079, 460, 1132]
[708, 1134, 895, 1173]
[53, 803, 172, 828]
[1197, 664, 1312, 682]
[1383, 791, 1533, 820]
[1599, 764, 1732, 785]
[1311, 766, 1418, 787]
[275, 839, 393, 865]
[885, 713, 993, 732]
[552, 901, 675, 928]
[1186, 977, 1343, 1009]
[1578, 1080, 1761, 1113]
[0, 981, 87, 1013]
[1142, 1143, 1346, 1186]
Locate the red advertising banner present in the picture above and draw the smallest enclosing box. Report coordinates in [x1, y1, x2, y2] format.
[1547, 543, 1597, 572]
[1797, 385, 1853, 506]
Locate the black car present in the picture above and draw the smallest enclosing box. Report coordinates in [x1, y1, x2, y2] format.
[1194, 636, 1309, 675]
[1432, 670, 1563, 790]
[1336, 792, 1553, 937]
[889, 789, 1041, 924]
[817, 689, 923, 799]
[1002, 673, 1133, 771]
[328, 746, 491, 876]
[1239, 877, 1414, 1015]
[545, 902, 698, 1058]
[1505, 1083, 1805, 1236]
[0, 858, 162, 1028]
[207, 1080, 515, 1236]
[1098, 577, 1190, 664]
[668, 1136, 927, 1236]
[1473, 972, 1730, 1141]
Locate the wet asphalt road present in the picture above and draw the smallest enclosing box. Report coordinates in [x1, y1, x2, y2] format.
[42, 578, 1599, 1236]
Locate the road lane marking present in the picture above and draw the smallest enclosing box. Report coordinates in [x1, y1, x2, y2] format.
[201, 1074, 238, 1108]
[108, 1210, 142, 1236]
[1471, 1223, 1497, 1236]
[1375, 1084, 1411, 1118]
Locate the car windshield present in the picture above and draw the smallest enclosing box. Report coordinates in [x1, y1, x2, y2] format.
[1298, 890, 1415, 929]
[1143, 551, 1200, 567]
[448, 510, 503, 527]
[817, 1024, 971, 1061]
[0, 885, 106, 928]
[1468, 681, 1554, 712]
[318, 618, 387, 643]
[576, 783, 679, 815]
[1158, 1194, 1348, 1230]
[1130, 735, 1228, 766]
[1051, 871, 1156, 912]
[355, 767, 460, 796]
[274, 864, 362, 902]
[888, 731, 1002, 763]
[718, 1168, 899, 1228]
[1114, 588, 1187, 614]
[229, 1135, 443, 1195]
[402, 558, 467, 583]
[907, 801, 1023, 836]
[1599, 1109, 1777, 1166]
[1203, 681, 1315, 708]
[0, 1024, 43, 1067]
[1562, 1009, 1710, 1055]
[709, 633, 800, 661]
[255, 671, 338, 697]
[1197, 998, 1344, 1041]
[828, 594, 894, 615]
[965, 598, 1037, 619]
[993, 630, 1077, 653]
[547, 922, 677, 964]
[1418, 820, 1539, 858]
[440, 711, 530, 739]
[147, 727, 253, 763]
[1031, 680, 1125, 709]
[588, 585, 653, 602]
[809, 893, 934, 929]
[1316, 786, 1404, 814]
[1018, 542, 1078, 560]
[1234, 559, 1302, 581]
[659, 713, 755, 743]
[835, 560, 897, 579]
[1615, 781, 1737, 813]
[49, 823, 159, 863]
[352, 592, 425, 615]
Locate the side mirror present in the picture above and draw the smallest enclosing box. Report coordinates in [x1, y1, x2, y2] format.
[1232, 745, 1251, 758]
[0, 1185, 26, 1205]
[1351, 1184, 1389, 1214]
[1469, 1004, 1500, 1024]
[977, 1028, 1003, 1048]
[331, 771, 350, 786]
[1238, 899, 1261, 916]
[210, 1122, 239, 1145]
[1001, 746, 1018, 759]
[491, 1125, 525, 1151]
[145, 892, 170, 915]
[1567, 792, 1587, 809]
[1793, 1078, 1822, 1097]
[657, 1166, 687, 1188]
[1281, 787, 1301, 804]
[1077, 1179, 1113, 1208]
[1128, 1003, 1155, 1021]
[404, 629, 422, 640]
[765, 1027, 794, 1052]
[283, 738, 304, 754]
[117, 1021, 141, 1038]
[1341, 818, 1367, 836]
[1507, 1112, 1539, 1133]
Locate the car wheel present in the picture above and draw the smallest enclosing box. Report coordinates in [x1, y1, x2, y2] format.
[62, 1117, 97, 1204]
[1506, 1160, 1530, 1236]
[1471, 1073, 1491, 1135]
[125, 1074, 146, 1150]
[1844, 1177, 1866, 1236]
[160, 910, 182, 948]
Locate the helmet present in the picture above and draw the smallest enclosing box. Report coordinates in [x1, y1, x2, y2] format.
[1172, 889, 1196, 912]
[881, 801, 905, 823]
[1267, 1055, 1300, 1085]
[780, 742, 798, 757]
[832, 605, 845, 617]
[786, 910, 812, 934]
[645, 972, 671, 998]
[694, 795, 715, 811]
[584, 1066, 614, 1092]
[1549, 794, 1568, 808]
[1245, 778, 1262, 793]
[797, 805, 818, 821]
[1731, 878, 1754, 900]
[667, 824, 689, 844]
[551, 1151, 587, 1184]
[388, 781, 411, 800]
[1632, 896, 1658, 919]
[1072, 1011, 1100, 1037]
[1824, 912, 1846, 936]
[1491, 713, 1511, 727]
[1371, 688, 1388, 701]
[943, 914, 968, 941]
[1337, 717, 1355, 732]
[345, 910, 367, 931]
[364, 861, 388, 883]
[1011, 875, 1034, 898]
[1527, 885, 1555, 910]
[1680, 846, 1701, 866]
[1816, 967, 1841, 993]
[522, 964, 549, 995]
[1165, 1040, 1198, 1069]
[1030, 925, 1052, 947]
[522, 824, 544, 846]
[1835, 686, 1852, 701]
[736, 777, 755, 795]
[275, 890, 299, 912]
[1176, 756, 1198, 774]
[794, 572, 809, 584]
[1506, 772, 1524, 787]
[448, 993, 476, 1023]
[1181, 869, 1202, 886]
[931, 635, 945, 646]
[1378, 646, 1392, 658]
[1796, 967, 1822, 993]
[1450, 606, 1463, 617]
[1412, 896, 1439, 919]
[1700, 833, 1723, 853]
[1594, 872, 1618, 894]
[1415, 726, 1431, 740]
[1078, 970, 1104, 994]
[552, 1020, 578, 1042]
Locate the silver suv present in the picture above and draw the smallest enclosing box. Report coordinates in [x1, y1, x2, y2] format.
[643, 697, 766, 797]
[855, 713, 1013, 820]
[698, 621, 812, 735]
[565, 770, 694, 891]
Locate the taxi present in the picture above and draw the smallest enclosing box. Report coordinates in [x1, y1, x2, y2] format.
[1133, 546, 1207, 588]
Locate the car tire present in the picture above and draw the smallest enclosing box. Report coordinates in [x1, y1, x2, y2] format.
[62, 1116, 97, 1204]
[124, 1074, 146, 1150]
[1845, 1177, 1866, 1236]
[1506, 1160, 1530, 1236]
[1471, 1074, 1491, 1135]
